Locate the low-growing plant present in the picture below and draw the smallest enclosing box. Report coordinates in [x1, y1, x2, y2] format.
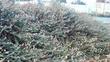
[0, 0, 110, 62]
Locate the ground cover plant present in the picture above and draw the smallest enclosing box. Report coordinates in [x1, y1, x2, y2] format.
[0, 0, 110, 62]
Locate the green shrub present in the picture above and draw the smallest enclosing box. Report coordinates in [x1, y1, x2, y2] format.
[0, 0, 110, 62]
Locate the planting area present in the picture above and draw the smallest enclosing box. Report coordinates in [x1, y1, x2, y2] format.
[0, 0, 110, 62]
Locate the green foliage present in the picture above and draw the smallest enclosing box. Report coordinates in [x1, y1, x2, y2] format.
[0, 0, 110, 62]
